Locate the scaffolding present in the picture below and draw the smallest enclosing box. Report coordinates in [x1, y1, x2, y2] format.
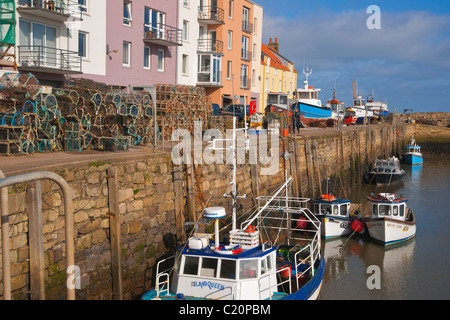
[0, 0, 16, 68]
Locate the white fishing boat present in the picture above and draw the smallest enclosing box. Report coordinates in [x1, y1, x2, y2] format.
[313, 194, 361, 240]
[142, 118, 324, 300]
[326, 88, 345, 121]
[344, 82, 373, 125]
[366, 90, 388, 120]
[363, 193, 416, 246]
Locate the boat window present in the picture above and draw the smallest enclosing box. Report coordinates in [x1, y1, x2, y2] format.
[280, 96, 287, 104]
[266, 254, 273, 271]
[340, 204, 347, 216]
[268, 95, 278, 104]
[333, 205, 338, 215]
[321, 204, 331, 215]
[299, 92, 309, 99]
[373, 204, 378, 215]
[239, 259, 258, 279]
[393, 205, 398, 216]
[260, 258, 267, 275]
[183, 256, 199, 275]
[400, 204, 405, 217]
[220, 259, 236, 279]
[379, 205, 391, 216]
[200, 257, 218, 278]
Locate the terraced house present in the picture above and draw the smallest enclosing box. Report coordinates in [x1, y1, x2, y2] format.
[1, 0, 263, 105]
[260, 38, 297, 112]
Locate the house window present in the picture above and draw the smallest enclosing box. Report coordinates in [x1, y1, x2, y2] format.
[157, 49, 164, 71]
[266, 58, 270, 73]
[78, 0, 87, 13]
[123, 41, 131, 66]
[253, 43, 256, 60]
[144, 46, 150, 69]
[253, 17, 257, 34]
[183, 0, 189, 8]
[227, 60, 231, 79]
[228, 0, 233, 18]
[78, 31, 87, 58]
[252, 69, 255, 85]
[240, 64, 249, 89]
[19, 20, 57, 67]
[144, 7, 166, 39]
[182, 54, 188, 75]
[241, 36, 249, 60]
[123, 1, 132, 26]
[228, 30, 232, 49]
[182, 20, 189, 41]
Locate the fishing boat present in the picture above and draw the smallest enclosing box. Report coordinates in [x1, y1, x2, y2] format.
[313, 194, 361, 240]
[291, 68, 332, 126]
[344, 82, 373, 125]
[366, 91, 388, 121]
[142, 118, 324, 301]
[403, 138, 423, 165]
[363, 193, 416, 246]
[365, 157, 405, 185]
[326, 88, 345, 121]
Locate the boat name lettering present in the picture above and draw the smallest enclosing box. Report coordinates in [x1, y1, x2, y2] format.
[191, 281, 225, 291]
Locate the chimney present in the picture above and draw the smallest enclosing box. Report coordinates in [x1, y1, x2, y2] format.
[268, 37, 279, 53]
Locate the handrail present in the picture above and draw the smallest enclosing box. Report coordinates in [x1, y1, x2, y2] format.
[155, 273, 170, 298]
[0, 170, 74, 300]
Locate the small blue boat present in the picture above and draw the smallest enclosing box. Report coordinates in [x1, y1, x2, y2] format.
[403, 138, 423, 165]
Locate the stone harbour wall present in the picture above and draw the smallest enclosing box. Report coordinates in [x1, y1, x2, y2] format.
[0, 124, 411, 300]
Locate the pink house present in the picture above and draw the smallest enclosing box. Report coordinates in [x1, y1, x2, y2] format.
[81, 0, 182, 91]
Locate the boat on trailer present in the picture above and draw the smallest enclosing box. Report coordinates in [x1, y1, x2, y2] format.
[313, 194, 361, 240]
[403, 138, 423, 165]
[142, 118, 324, 301]
[363, 193, 416, 246]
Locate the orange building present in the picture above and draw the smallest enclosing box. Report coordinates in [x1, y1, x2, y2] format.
[198, 0, 260, 108]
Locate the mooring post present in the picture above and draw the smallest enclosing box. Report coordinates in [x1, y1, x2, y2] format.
[107, 167, 123, 300]
[27, 180, 45, 300]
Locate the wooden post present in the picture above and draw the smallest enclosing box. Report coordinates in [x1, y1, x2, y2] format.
[173, 164, 185, 243]
[288, 140, 299, 197]
[312, 140, 322, 196]
[27, 180, 45, 300]
[107, 167, 123, 300]
[304, 139, 315, 197]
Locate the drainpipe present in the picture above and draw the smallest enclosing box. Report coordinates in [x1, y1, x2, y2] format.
[0, 169, 11, 300]
[0, 171, 75, 300]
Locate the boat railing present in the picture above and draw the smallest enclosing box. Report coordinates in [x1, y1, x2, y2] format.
[155, 255, 175, 297]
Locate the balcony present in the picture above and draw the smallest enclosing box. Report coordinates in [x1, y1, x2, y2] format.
[143, 23, 183, 47]
[241, 49, 252, 61]
[240, 75, 251, 89]
[197, 71, 222, 87]
[18, 45, 82, 74]
[198, 6, 225, 25]
[197, 39, 223, 55]
[242, 20, 253, 34]
[17, 0, 81, 22]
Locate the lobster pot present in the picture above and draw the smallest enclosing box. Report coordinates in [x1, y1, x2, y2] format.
[229, 229, 260, 250]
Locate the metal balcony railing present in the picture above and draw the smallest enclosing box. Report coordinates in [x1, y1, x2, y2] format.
[241, 49, 252, 61]
[242, 20, 253, 33]
[198, 6, 225, 24]
[17, 0, 81, 18]
[197, 39, 223, 54]
[143, 23, 183, 46]
[240, 75, 251, 89]
[197, 71, 222, 86]
[18, 45, 82, 74]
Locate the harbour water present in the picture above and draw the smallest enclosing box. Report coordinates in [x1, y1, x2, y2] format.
[319, 154, 450, 300]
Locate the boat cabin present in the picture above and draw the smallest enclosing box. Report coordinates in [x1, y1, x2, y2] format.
[169, 242, 278, 300]
[314, 197, 352, 218]
[352, 96, 366, 108]
[368, 193, 409, 222]
[406, 139, 421, 154]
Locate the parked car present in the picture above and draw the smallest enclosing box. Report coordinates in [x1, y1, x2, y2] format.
[212, 101, 256, 121]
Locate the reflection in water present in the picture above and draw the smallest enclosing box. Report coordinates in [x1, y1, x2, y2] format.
[319, 155, 449, 300]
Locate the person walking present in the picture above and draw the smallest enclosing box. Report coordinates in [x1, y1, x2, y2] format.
[294, 109, 301, 134]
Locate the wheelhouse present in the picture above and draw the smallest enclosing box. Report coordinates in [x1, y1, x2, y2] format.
[314, 199, 351, 218]
[368, 194, 408, 222]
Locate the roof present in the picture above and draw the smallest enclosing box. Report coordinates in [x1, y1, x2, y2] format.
[261, 44, 297, 73]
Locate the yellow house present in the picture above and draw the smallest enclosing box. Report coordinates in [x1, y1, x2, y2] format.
[260, 38, 297, 113]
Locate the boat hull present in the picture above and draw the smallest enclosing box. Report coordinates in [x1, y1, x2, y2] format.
[295, 102, 332, 125]
[403, 153, 423, 165]
[280, 257, 324, 300]
[364, 216, 416, 246]
[317, 215, 355, 239]
[366, 172, 404, 184]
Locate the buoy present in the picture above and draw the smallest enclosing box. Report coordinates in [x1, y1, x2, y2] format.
[296, 217, 307, 229]
[351, 219, 364, 233]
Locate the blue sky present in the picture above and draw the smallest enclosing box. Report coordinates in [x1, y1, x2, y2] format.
[255, 0, 450, 113]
